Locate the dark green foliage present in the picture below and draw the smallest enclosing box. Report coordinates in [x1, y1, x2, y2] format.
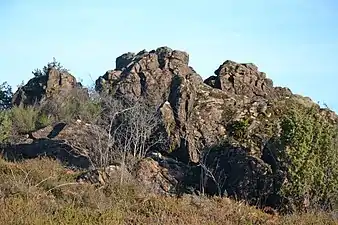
[277, 105, 338, 211]
[0, 82, 13, 110]
[228, 118, 250, 139]
[32, 57, 69, 77]
[40, 89, 102, 123]
[10, 105, 52, 134]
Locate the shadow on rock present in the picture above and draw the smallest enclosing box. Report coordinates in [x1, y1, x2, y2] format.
[47, 122, 67, 138]
[180, 142, 283, 209]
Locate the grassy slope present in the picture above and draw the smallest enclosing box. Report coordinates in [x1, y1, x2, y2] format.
[0, 157, 336, 225]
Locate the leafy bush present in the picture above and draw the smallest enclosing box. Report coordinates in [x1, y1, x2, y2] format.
[40, 88, 102, 123]
[10, 105, 52, 134]
[277, 105, 338, 211]
[228, 118, 250, 139]
[35, 112, 53, 129]
[0, 110, 12, 143]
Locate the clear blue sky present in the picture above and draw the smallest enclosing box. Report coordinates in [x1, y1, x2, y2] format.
[1, 1, 337, 111]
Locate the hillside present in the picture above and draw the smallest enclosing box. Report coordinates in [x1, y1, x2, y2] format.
[0, 47, 337, 224]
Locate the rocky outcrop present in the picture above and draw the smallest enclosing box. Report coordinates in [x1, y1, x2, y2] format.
[2, 120, 101, 169]
[6, 46, 337, 213]
[95, 47, 294, 164]
[12, 68, 86, 106]
[95, 47, 199, 106]
[204, 60, 292, 99]
[96, 47, 206, 162]
[76, 163, 131, 185]
[187, 143, 277, 204]
[93, 46, 338, 212]
[75, 152, 189, 196]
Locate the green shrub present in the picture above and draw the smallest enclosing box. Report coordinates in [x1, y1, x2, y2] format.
[56, 97, 101, 123]
[79, 100, 102, 122]
[0, 110, 12, 143]
[278, 105, 338, 211]
[57, 97, 81, 123]
[10, 105, 52, 134]
[40, 89, 102, 124]
[35, 112, 52, 129]
[10, 106, 38, 134]
[228, 118, 250, 139]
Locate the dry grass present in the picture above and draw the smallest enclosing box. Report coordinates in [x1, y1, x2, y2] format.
[0, 157, 336, 225]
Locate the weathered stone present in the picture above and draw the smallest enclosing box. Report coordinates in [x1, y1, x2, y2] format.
[2, 121, 103, 169]
[205, 60, 292, 99]
[12, 68, 86, 106]
[116, 52, 135, 70]
[134, 153, 189, 195]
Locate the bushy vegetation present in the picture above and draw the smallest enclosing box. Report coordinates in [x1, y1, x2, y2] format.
[40, 88, 102, 124]
[5, 93, 102, 136]
[213, 98, 338, 213]
[276, 103, 338, 212]
[75, 95, 166, 169]
[10, 105, 52, 134]
[0, 83, 13, 144]
[228, 118, 250, 140]
[0, 156, 336, 225]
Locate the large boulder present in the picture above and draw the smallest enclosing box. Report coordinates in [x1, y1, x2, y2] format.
[134, 153, 189, 195]
[2, 120, 102, 169]
[204, 60, 292, 99]
[12, 68, 86, 106]
[182, 142, 278, 205]
[96, 47, 199, 106]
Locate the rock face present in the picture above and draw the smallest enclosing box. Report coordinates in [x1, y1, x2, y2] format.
[77, 164, 131, 185]
[135, 153, 189, 195]
[3, 120, 100, 169]
[96, 47, 199, 106]
[75, 152, 189, 197]
[12, 68, 85, 106]
[96, 47, 205, 162]
[205, 60, 292, 99]
[95, 47, 293, 164]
